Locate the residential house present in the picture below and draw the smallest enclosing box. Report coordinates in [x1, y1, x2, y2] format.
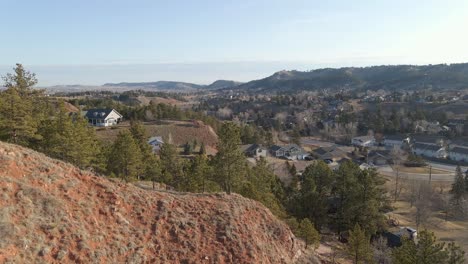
[270, 144, 309, 160]
[412, 142, 448, 159]
[384, 135, 410, 149]
[367, 150, 391, 166]
[351, 135, 375, 147]
[243, 144, 268, 158]
[148, 136, 164, 153]
[84, 109, 123, 127]
[448, 145, 468, 162]
[448, 119, 466, 135]
[312, 146, 348, 163]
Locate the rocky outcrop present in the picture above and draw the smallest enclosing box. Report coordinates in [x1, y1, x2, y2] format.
[0, 142, 305, 263]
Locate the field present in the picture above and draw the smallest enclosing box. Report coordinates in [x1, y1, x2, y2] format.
[383, 176, 468, 253]
[397, 166, 449, 174]
[95, 120, 218, 149]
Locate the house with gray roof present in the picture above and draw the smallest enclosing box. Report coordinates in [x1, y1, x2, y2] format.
[84, 108, 123, 127]
[412, 142, 447, 159]
[448, 146, 468, 162]
[269, 144, 309, 160]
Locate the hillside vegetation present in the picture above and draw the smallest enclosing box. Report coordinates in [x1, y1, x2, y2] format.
[235, 63, 468, 93]
[0, 142, 307, 263]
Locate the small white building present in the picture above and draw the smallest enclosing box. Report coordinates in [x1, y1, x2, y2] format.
[448, 146, 468, 162]
[148, 136, 164, 153]
[84, 109, 123, 127]
[384, 135, 410, 149]
[413, 143, 447, 159]
[352, 135, 375, 147]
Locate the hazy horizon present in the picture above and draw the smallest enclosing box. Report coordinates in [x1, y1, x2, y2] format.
[2, 0, 468, 85]
[3, 60, 468, 87]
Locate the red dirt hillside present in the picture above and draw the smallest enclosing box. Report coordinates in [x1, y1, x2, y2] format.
[0, 142, 306, 263]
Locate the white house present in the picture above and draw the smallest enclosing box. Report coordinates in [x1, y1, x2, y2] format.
[84, 109, 123, 127]
[148, 136, 164, 153]
[270, 144, 309, 160]
[448, 146, 468, 162]
[384, 135, 410, 149]
[352, 135, 375, 147]
[413, 143, 447, 159]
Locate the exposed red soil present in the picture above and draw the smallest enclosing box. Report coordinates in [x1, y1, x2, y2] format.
[0, 142, 305, 263]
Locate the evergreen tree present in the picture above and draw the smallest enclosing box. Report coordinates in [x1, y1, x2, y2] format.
[291, 127, 302, 146]
[347, 224, 373, 264]
[159, 142, 183, 187]
[240, 157, 286, 217]
[183, 141, 193, 155]
[186, 154, 217, 192]
[213, 122, 247, 194]
[392, 230, 455, 264]
[334, 161, 386, 235]
[37, 105, 100, 169]
[129, 120, 162, 182]
[451, 165, 466, 206]
[297, 218, 320, 249]
[297, 161, 334, 229]
[107, 131, 142, 182]
[199, 142, 206, 155]
[446, 242, 465, 264]
[0, 64, 43, 145]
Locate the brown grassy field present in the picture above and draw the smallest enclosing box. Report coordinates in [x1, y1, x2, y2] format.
[383, 176, 468, 253]
[95, 120, 218, 148]
[397, 166, 449, 174]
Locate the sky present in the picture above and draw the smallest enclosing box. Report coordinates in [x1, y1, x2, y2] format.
[1, 0, 468, 86]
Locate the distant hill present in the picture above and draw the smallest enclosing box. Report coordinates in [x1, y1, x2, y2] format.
[206, 80, 243, 90]
[234, 63, 468, 93]
[103, 81, 206, 91]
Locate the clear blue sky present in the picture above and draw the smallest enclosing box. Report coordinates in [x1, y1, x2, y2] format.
[1, 0, 468, 85]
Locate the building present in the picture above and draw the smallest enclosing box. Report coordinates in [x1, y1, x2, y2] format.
[351, 135, 375, 147]
[412, 142, 447, 159]
[367, 150, 391, 166]
[312, 146, 348, 163]
[384, 135, 410, 149]
[448, 146, 468, 162]
[148, 136, 164, 153]
[84, 109, 123, 127]
[270, 144, 309, 160]
[243, 144, 268, 158]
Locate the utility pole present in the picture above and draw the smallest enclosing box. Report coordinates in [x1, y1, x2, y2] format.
[428, 165, 432, 184]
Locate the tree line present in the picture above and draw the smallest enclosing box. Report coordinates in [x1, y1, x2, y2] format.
[0, 64, 465, 263]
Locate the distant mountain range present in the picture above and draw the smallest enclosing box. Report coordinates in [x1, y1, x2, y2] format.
[43, 80, 244, 93]
[233, 63, 468, 93]
[42, 63, 468, 93]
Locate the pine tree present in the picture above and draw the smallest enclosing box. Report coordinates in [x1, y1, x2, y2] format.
[199, 142, 206, 155]
[298, 218, 320, 249]
[37, 105, 99, 169]
[392, 230, 453, 264]
[298, 161, 334, 229]
[213, 122, 247, 194]
[159, 142, 183, 187]
[446, 242, 465, 264]
[186, 154, 217, 192]
[183, 141, 193, 155]
[107, 131, 143, 182]
[347, 224, 373, 264]
[0, 64, 42, 145]
[451, 165, 466, 206]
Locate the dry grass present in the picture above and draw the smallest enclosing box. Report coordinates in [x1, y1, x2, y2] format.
[95, 120, 218, 147]
[398, 166, 449, 174]
[384, 175, 468, 253]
